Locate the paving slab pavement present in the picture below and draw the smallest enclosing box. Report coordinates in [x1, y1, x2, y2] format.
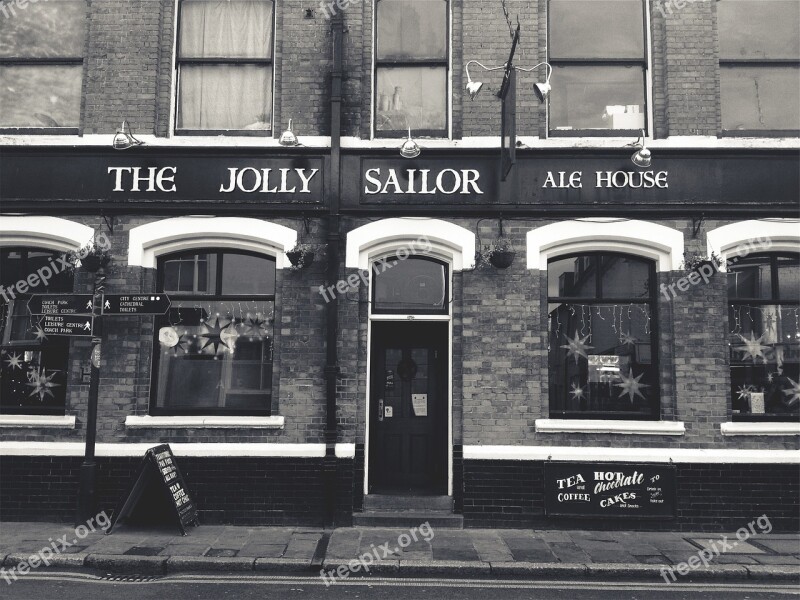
[0, 521, 797, 583]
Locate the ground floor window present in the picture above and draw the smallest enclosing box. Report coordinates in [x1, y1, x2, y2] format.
[0, 248, 73, 414]
[548, 253, 659, 419]
[151, 250, 276, 415]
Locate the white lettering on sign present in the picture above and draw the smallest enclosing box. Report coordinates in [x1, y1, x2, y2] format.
[108, 167, 177, 192]
[542, 171, 669, 189]
[218, 168, 319, 194]
[364, 168, 483, 195]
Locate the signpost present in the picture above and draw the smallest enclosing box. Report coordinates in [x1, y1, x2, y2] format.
[101, 294, 171, 315]
[38, 315, 93, 337]
[28, 294, 93, 316]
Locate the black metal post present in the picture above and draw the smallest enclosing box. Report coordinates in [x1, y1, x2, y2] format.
[323, 10, 344, 528]
[76, 265, 105, 524]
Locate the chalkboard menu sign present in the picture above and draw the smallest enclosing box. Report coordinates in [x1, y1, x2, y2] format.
[544, 462, 676, 519]
[108, 444, 198, 535]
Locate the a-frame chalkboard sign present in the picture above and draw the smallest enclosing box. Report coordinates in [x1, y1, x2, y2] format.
[107, 444, 198, 535]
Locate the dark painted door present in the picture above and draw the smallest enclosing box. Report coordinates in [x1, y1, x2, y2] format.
[369, 322, 448, 494]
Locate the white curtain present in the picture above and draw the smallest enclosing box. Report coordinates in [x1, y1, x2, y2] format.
[178, 1, 273, 130]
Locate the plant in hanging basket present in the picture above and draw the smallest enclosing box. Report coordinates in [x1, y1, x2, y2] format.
[485, 238, 516, 269]
[681, 251, 723, 275]
[70, 238, 112, 273]
[286, 243, 320, 270]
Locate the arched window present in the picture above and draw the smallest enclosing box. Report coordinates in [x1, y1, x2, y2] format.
[151, 249, 276, 415]
[371, 255, 448, 315]
[1, 248, 74, 414]
[548, 252, 659, 419]
[728, 253, 799, 419]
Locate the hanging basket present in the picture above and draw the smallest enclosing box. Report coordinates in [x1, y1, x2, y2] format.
[80, 253, 111, 273]
[488, 249, 516, 269]
[287, 249, 315, 269]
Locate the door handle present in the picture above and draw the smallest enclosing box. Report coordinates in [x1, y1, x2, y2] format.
[378, 398, 384, 422]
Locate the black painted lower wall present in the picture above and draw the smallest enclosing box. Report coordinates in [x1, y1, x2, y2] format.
[0, 456, 354, 526]
[461, 460, 800, 532]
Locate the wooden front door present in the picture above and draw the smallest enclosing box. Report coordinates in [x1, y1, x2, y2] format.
[369, 322, 448, 494]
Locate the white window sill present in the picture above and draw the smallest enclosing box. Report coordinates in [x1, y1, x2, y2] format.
[0, 415, 76, 429]
[721, 422, 800, 436]
[125, 415, 285, 429]
[535, 419, 685, 436]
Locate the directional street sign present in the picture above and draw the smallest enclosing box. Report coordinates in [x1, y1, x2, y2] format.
[28, 294, 93, 316]
[102, 294, 171, 315]
[38, 314, 94, 337]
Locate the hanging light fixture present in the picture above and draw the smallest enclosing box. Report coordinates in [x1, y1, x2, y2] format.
[464, 60, 504, 100]
[279, 119, 300, 147]
[630, 130, 652, 168]
[399, 127, 421, 159]
[112, 120, 143, 150]
[464, 60, 552, 103]
[515, 62, 553, 104]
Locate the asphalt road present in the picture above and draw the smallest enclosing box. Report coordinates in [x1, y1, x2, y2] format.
[3, 572, 799, 600]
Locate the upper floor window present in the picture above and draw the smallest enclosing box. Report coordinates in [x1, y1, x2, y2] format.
[0, 0, 85, 132]
[176, 0, 274, 134]
[718, 0, 800, 135]
[1, 248, 74, 414]
[728, 253, 799, 419]
[548, 0, 648, 135]
[152, 250, 276, 415]
[375, 0, 448, 137]
[371, 255, 448, 314]
[548, 253, 659, 419]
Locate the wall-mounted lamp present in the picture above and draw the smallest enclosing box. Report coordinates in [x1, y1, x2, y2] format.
[464, 60, 552, 103]
[112, 121, 143, 150]
[399, 127, 421, 159]
[279, 119, 300, 147]
[630, 130, 652, 168]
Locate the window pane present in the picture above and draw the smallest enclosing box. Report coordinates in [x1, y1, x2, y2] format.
[0, 0, 85, 58]
[0, 345, 69, 414]
[550, 65, 645, 131]
[373, 257, 447, 313]
[600, 255, 650, 299]
[377, 0, 447, 60]
[727, 255, 772, 299]
[549, 302, 657, 416]
[718, 0, 800, 60]
[0, 66, 82, 127]
[376, 66, 446, 132]
[162, 253, 217, 294]
[550, 0, 644, 59]
[777, 255, 800, 302]
[178, 65, 272, 130]
[721, 66, 800, 131]
[729, 304, 799, 416]
[155, 301, 274, 412]
[179, 0, 273, 59]
[549, 256, 596, 298]
[221, 253, 276, 295]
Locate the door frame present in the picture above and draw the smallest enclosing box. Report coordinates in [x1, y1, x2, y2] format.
[363, 254, 453, 497]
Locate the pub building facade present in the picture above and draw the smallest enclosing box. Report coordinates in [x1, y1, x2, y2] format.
[0, 0, 798, 530]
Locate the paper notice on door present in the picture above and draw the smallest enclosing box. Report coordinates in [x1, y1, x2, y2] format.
[411, 394, 428, 417]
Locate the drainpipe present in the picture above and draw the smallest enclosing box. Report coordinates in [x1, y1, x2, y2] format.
[323, 9, 344, 528]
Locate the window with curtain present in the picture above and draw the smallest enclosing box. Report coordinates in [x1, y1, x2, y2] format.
[548, 0, 648, 135]
[728, 253, 799, 419]
[375, 0, 449, 137]
[152, 250, 276, 414]
[0, 0, 85, 131]
[717, 0, 800, 134]
[548, 253, 659, 419]
[0, 248, 74, 414]
[176, 0, 274, 133]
